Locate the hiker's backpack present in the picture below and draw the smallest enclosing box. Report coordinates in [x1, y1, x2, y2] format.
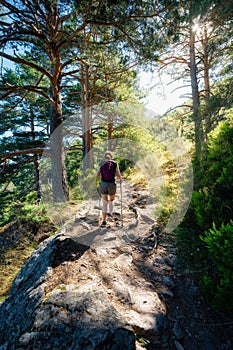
[100, 160, 117, 182]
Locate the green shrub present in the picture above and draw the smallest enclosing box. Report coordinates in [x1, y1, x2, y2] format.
[189, 123, 233, 230]
[118, 158, 134, 173]
[25, 191, 38, 203]
[190, 189, 215, 230]
[177, 121, 233, 312]
[200, 220, 233, 312]
[19, 203, 49, 222]
[0, 199, 49, 226]
[176, 227, 207, 268]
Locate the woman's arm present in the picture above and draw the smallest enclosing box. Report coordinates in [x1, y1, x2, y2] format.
[96, 167, 101, 177]
[116, 164, 122, 181]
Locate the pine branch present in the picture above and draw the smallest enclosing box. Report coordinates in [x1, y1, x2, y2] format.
[0, 148, 50, 160]
[0, 51, 52, 80]
[0, 85, 53, 105]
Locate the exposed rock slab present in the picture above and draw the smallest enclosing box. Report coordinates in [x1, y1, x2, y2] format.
[0, 233, 137, 350]
[0, 188, 167, 350]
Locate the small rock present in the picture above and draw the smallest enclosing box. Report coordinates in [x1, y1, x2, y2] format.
[174, 340, 185, 350]
[19, 332, 37, 346]
[80, 222, 91, 230]
[125, 309, 165, 334]
[162, 289, 174, 298]
[189, 285, 199, 296]
[154, 256, 165, 264]
[164, 255, 176, 267]
[173, 321, 183, 340]
[163, 276, 176, 289]
[113, 253, 133, 266]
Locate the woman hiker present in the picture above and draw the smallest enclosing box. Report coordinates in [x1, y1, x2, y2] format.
[96, 151, 122, 228]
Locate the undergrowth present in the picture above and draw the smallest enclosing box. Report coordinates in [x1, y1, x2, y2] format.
[0, 219, 57, 299]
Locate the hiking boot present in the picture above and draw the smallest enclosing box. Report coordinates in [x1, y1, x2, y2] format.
[107, 213, 114, 222]
[100, 221, 107, 228]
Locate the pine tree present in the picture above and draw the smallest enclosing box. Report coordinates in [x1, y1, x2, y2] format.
[0, 0, 180, 201]
[0, 65, 49, 200]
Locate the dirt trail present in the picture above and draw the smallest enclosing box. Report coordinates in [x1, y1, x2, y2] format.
[57, 179, 232, 349]
[1, 179, 232, 349]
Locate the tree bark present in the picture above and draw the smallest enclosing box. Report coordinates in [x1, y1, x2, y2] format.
[81, 63, 94, 170]
[107, 114, 114, 151]
[33, 155, 42, 203]
[49, 65, 69, 202]
[202, 24, 211, 138]
[30, 114, 42, 203]
[49, 108, 69, 202]
[189, 27, 203, 160]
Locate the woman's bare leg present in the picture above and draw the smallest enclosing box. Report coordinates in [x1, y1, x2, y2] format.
[101, 194, 108, 222]
[108, 194, 115, 215]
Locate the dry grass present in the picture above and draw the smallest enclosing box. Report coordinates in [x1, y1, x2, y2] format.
[0, 220, 57, 298]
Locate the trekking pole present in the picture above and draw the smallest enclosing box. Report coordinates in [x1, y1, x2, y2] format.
[98, 195, 102, 225]
[120, 179, 123, 226]
[96, 178, 102, 225]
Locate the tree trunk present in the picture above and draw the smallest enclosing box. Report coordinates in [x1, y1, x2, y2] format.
[189, 27, 203, 160]
[81, 64, 94, 170]
[30, 114, 42, 203]
[33, 156, 42, 203]
[49, 81, 69, 202]
[202, 24, 211, 138]
[107, 114, 114, 151]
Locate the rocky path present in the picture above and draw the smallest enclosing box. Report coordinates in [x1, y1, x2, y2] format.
[47, 180, 233, 349]
[63, 180, 232, 350]
[0, 180, 232, 349]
